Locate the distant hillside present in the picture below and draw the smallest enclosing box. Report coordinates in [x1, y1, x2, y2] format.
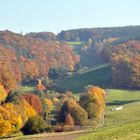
[26, 32, 56, 41]
[59, 26, 140, 90]
[58, 26, 140, 42]
[0, 26, 140, 91]
[56, 64, 111, 92]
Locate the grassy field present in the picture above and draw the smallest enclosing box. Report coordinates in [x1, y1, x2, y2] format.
[65, 41, 85, 49]
[76, 121, 140, 140]
[105, 89, 140, 125]
[76, 89, 140, 140]
[10, 86, 36, 95]
[56, 64, 111, 93]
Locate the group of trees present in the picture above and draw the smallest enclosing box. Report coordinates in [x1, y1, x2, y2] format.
[0, 30, 80, 91]
[0, 99, 36, 137]
[0, 27, 140, 91]
[0, 84, 105, 137]
[0, 88, 50, 136]
[58, 26, 140, 89]
[59, 86, 105, 128]
[102, 40, 140, 88]
[58, 26, 140, 41]
[26, 32, 56, 41]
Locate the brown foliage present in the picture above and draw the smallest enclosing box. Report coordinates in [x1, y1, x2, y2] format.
[23, 93, 43, 115]
[65, 113, 74, 125]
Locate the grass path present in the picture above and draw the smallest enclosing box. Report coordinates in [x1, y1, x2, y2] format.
[4, 130, 90, 140]
[31, 133, 83, 140]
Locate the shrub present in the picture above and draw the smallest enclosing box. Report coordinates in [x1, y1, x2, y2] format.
[63, 125, 74, 132]
[54, 125, 63, 132]
[21, 116, 46, 135]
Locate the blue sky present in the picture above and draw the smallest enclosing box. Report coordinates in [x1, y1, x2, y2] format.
[0, 0, 140, 34]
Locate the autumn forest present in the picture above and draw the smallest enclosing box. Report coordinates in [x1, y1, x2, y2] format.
[0, 26, 140, 138]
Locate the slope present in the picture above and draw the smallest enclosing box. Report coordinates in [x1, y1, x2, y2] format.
[76, 89, 140, 140]
[56, 64, 111, 93]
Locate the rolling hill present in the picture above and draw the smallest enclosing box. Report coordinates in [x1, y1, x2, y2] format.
[56, 63, 111, 93]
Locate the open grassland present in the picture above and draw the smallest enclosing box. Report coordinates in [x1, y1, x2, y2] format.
[76, 89, 140, 140]
[76, 121, 140, 140]
[106, 89, 140, 108]
[11, 86, 36, 94]
[56, 64, 111, 92]
[105, 89, 140, 125]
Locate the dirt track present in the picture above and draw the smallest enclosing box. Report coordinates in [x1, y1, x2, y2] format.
[32, 133, 83, 140]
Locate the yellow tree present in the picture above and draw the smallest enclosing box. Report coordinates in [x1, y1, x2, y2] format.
[0, 85, 7, 104]
[80, 85, 105, 119]
[0, 103, 22, 137]
[20, 100, 37, 120]
[45, 98, 53, 114]
[36, 79, 45, 91]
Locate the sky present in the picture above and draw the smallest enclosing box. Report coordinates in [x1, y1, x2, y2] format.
[0, 0, 140, 34]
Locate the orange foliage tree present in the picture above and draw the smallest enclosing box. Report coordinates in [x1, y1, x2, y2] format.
[65, 113, 74, 125]
[0, 62, 17, 92]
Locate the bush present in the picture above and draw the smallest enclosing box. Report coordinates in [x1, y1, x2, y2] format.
[63, 125, 74, 132]
[21, 116, 46, 135]
[54, 125, 63, 132]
